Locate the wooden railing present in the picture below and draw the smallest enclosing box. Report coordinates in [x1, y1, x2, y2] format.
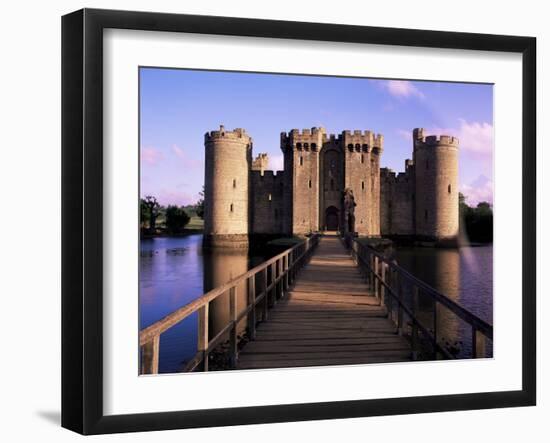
[346, 236, 493, 360]
[139, 234, 320, 374]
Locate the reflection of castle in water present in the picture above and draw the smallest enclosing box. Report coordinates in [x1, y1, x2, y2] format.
[394, 247, 489, 358]
[202, 248, 249, 338]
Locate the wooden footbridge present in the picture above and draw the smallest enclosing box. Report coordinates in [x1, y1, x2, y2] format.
[236, 235, 410, 369]
[140, 233, 493, 374]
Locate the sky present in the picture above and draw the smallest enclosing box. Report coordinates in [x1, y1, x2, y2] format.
[140, 68, 493, 207]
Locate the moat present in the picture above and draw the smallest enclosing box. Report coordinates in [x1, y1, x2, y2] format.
[140, 234, 493, 373]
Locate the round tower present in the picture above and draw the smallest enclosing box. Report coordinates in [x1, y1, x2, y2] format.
[204, 125, 252, 248]
[413, 128, 459, 243]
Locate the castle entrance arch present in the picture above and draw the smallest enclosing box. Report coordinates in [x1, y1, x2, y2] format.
[325, 206, 339, 231]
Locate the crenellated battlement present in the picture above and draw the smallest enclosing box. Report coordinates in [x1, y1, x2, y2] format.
[381, 166, 413, 184]
[413, 128, 459, 148]
[341, 130, 384, 152]
[280, 127, 326, 151]
[380, 167, 396, 179]
[252, 169, 285, 179]
[205, 125, 251, 143]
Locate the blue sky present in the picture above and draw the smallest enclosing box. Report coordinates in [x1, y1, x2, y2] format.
[140, 68, 493, 207]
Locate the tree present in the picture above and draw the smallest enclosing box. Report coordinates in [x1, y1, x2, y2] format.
[140, 198, 149, 228]
[459, 194, 493, 243]
[195, 187, 205, 219]
[165, 205, 190, 234]
[143, 195, 160, 234]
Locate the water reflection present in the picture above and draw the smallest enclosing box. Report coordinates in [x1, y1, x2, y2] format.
[203, 248, 249, 338]
[139, 234, 268, 373]
[392, 245, 493, 358]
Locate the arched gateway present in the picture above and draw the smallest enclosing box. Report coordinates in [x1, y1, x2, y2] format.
[325, 206, 339, 231]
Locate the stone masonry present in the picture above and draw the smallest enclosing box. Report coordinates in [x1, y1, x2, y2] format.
[203, 125, 459, 246]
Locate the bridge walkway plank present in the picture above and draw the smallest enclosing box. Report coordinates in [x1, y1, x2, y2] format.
[236, 235, 412, 370]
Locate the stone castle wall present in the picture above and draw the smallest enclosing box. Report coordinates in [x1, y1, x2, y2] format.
[204, 126, 459, 244]
[250, 169, 285, 234]
[380, 164, 415, 236]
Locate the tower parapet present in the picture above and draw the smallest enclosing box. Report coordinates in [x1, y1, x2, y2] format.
[341, 130, 384, 153]
[280, 127, 325, 153]
[204, 125, 252, 248]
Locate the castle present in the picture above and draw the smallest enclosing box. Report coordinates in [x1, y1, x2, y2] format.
[203, 125, 459, 248]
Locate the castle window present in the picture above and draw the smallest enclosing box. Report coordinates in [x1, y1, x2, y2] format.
[355, 143, 361, 150]
[297, 143, 302, 149]
[361, 181, 365, 190]
[230, 203, 234, 212]
[233, 178, 236, 188]
[330, 179, 334, 191]
[311, 143, 317, 150]
[268, 193, 272, 201]
[448, 184, 452, 194]
[308, 179, 312, 189]
[348, 144, 353, 151]
[426, 160, 429, 170]
[424, 209, 428, 221]
[304, 143, 309, 149]
[361, 154, 364, 164]
[300, 156, 303, 166]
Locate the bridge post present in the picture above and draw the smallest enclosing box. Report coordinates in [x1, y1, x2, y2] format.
[270, 262, 277, 306]
[261, 268, 268, 321]
[433, 300, 438, 358]
[386, 266, 393, 319]
[278, 257, 284, 298]
[141, 335, 160, 375]
[229, 287, 238, 368]
[198, 304, 209, 371]
[380, 262, 386, 308]
[248, 276, 256, 340]
[411, 286, 419, 360]
[283, 255, 289, 291]
[471, 326, 478, 358]
[372, 255, 379, 298]
[397, 274, 403, 335]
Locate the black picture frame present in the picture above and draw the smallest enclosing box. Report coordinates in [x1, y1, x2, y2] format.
[62, 8, 536, 435]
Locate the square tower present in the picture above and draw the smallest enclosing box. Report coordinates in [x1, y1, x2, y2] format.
[280, 127, 325, 235]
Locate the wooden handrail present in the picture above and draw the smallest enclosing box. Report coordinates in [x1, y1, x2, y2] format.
[139, 234, 320, 374]
[347, 235, 493, 359]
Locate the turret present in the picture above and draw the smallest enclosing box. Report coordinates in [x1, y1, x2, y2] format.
[204, 125, 252, 248]
[413, 128, 459, 243]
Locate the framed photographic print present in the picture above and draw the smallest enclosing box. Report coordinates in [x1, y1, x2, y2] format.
[61, 8, 536, 434]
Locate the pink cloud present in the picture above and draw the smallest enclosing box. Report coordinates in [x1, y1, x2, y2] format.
[141, 147, 164, 166]
[422, 119, 493, 156]
[460, 175, 493, 206]
[171, 144, 203, 169]
[382, 80, 425, 100]
[156, 189, 200, 206]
